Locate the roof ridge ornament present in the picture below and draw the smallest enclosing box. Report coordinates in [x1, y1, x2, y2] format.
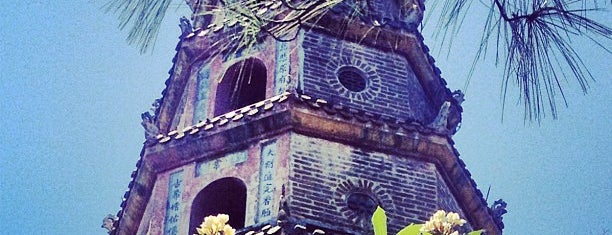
[141, 111, 159, 141]
[101, 214, 118, 234]
[428, 101, 451, 134]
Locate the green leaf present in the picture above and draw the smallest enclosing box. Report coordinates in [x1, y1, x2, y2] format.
[371, 206, 387, 235]
[467, 230, 484, 235]
[396, 223, 425, 235]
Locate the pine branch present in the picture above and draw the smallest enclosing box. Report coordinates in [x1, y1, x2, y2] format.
[104, 0, 175, 53]
[429, 0, 611, 121]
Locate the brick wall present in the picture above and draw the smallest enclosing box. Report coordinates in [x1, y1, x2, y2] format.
[288, 133, 467, 234]
[301, 31, 435, 123]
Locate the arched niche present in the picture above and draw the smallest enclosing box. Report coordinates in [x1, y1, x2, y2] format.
[214, 58, 267, 116]
[189, 177, 247, 234]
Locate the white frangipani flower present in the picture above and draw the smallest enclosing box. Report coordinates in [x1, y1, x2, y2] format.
[419, 210, 468, 235]
[196, 214, 235, 235]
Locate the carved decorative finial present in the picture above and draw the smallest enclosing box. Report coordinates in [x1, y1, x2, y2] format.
[179, 16, 193, 36]
[429, 101, 451, 133]
[141, 99, 161, 140]
[490, 199, 508, 228]
[101, 214, 118, 234]
[397, 0, 423, 30]
[151, 98, 161, 115]
[452, 90, 465, 105]
[141, 111, 159, 140]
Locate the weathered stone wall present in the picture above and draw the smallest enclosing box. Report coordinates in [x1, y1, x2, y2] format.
[288, 133, 467, 234]
[300, 31, 435, 123]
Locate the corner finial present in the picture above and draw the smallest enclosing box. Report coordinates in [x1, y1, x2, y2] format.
[101, 214, 118, 234]
[452, 90, 465, 105]
[141, 111, 159, 140]
[490, 199, 508, 229]
[429, 101, 451, 133]
[179, 16, 193, 37]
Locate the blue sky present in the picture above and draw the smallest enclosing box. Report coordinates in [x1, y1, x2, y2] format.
[0, 1, 610, 234]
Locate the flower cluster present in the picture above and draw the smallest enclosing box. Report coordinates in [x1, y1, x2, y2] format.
[420, 210, 467, 235]
[195, 214, 235, 235]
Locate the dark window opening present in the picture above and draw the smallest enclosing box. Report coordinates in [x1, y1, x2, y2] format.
[337, 66, 367, 92]
[347, 192, 378, 216]
[189, 178, 247, 234]
[214, 58, 267, 116]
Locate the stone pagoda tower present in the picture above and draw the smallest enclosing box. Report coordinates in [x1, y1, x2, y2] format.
[109, 0, 504, 234]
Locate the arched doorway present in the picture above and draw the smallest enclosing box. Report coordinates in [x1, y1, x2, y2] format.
[189, 177, 247, 234]
[214, 58, 267, 116]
